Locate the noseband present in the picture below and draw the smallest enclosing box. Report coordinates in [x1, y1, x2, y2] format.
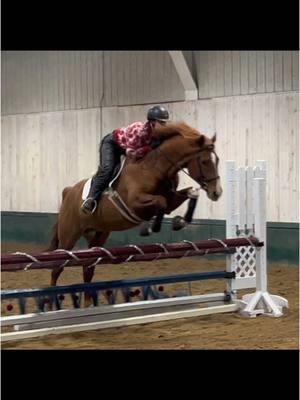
[193, 146, 220, 191]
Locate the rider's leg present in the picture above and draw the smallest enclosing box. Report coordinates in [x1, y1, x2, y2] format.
[81, 133, 124, 214]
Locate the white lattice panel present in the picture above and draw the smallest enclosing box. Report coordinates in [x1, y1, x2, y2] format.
[227, 239, 257, 291]
[234, 245, 256, 278]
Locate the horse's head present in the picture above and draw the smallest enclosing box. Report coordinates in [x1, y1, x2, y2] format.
[153, 122, 222, 201]
[186, 133, 222, 201]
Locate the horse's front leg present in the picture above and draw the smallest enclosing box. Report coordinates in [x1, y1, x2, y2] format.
[133, 194, 167, 236]
[165, 187, 200, 231]
[140, 209, 165, 236]
[183, 188, 199, 223]
[151, 209, 165, 233]
[164, 187, 192, 214]
[143, 187, 193, 235]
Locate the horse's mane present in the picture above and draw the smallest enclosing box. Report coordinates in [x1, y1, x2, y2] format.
[140, 121, 211, 163]
[152, 121, 201, 141]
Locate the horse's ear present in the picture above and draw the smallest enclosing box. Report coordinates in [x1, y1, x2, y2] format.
[211, 133, 217, 143]
[197, 135, 206, 148]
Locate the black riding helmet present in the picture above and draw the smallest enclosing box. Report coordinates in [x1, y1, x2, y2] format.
[147, 105, 169, 122]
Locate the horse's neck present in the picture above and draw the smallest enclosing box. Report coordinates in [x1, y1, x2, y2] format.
[152, 140, 193, 178]
[115, 141, 192, 192]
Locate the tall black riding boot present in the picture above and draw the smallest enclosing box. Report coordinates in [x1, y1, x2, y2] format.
[81, 133, 125, 214]
[81, 169, 111, 214]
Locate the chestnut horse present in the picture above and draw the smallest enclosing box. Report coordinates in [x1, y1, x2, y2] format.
[47, 122, 222, 299]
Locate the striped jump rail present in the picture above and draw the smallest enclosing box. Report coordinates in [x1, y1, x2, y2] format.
[1, 236, 263, 271]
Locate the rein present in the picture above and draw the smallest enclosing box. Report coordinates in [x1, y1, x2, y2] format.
[157, 145, 220, 191]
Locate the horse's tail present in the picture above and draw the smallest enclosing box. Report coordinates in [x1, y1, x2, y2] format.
[46, 219, 59, 251]
[45, 186, 73, 252]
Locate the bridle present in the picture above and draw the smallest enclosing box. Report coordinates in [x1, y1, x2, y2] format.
[158, 145, 220, 192]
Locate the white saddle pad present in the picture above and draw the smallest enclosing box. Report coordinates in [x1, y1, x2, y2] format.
[82, 178, 92, 200]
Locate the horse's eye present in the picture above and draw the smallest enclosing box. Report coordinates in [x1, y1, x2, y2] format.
[201, 160, 210, 166]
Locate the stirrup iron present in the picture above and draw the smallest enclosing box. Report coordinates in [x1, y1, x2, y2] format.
[82, 198, 97, 214]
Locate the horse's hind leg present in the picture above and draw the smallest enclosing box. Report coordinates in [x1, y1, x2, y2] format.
[50, 230, 81, 286]
[82, 231, 110, 307]
[45, 231, 81, 311]
[140, 210, 165, 236]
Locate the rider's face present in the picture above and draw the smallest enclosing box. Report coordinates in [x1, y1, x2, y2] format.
[154, 120, 167, 127]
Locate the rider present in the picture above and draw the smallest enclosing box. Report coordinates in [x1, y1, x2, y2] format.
[81, 105, 170, 214]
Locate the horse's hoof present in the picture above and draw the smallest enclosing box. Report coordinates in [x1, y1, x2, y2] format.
[172, 216, 186, 231]
[139, 223, 152, 236]
[151, 224, 161, 233]
[140, 227, 152, 236]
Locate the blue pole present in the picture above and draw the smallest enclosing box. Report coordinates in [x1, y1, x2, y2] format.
[1, 271, 235, 300]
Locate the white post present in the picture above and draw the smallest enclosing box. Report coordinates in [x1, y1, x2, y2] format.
[226, 161, 237, 295]
[238, 167, 246, 235]
[254, 160, 267, 292]
[253, 177, 267, 292]
[245, 167, 254, 234]
[226, 160, 237, 238]
[226, 161, 256, 291]
[240, 161, 289, 317]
